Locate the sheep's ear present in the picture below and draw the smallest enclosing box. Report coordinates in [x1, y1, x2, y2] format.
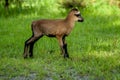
[71, 7, 79, 11]
[71, 8, 78, 11]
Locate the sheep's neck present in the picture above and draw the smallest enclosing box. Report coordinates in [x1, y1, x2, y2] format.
[65, 15, 75, 29]
[64, 15, 76, 35]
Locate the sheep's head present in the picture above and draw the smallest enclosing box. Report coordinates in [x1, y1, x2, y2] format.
[70, 8, 84, 22]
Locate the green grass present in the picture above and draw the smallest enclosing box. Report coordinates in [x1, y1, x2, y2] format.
[0, 1, 120, 80]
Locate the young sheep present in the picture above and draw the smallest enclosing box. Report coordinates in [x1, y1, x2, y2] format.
[23, 8, 84, 58]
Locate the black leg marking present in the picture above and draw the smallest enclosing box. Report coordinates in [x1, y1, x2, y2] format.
[62, 36, 69, 58]
[29, 42, 34, 58]
[63, 43, 69, 58]
[23, 37, 32, 58]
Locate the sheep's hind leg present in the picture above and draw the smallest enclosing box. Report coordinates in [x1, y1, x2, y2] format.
[23, 36, 33, 58]
[29, 35, 43, 58]
[23, 34, 43, 58]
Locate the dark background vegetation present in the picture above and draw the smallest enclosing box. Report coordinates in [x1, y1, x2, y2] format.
[0, 0, 120, 17]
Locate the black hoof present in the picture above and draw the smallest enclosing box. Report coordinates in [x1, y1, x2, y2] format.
[64, 53, 69, 58]
[23, 54, 28, 59]
[29, 55, 34, 58]
[24, 56, 28, 59]
[29, 53, 33, 57]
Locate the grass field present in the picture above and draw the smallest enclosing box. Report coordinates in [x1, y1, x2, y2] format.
[0, 0, 120, 80]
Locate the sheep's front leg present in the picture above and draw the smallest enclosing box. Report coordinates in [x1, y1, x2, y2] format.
[62, 36, 69, 58]
[57, 36, 69, 58]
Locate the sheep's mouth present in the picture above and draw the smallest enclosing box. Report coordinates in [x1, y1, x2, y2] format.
[78, 18, 84, 22]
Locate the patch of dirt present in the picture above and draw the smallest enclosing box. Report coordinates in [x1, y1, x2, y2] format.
[0, 67, 91, 80]
[43, 66, 90, 80]
[11, 72, 37, 80]
[0, 75, 8, 80]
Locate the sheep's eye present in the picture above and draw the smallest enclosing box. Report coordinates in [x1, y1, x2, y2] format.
[74, 14, 81, 17]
